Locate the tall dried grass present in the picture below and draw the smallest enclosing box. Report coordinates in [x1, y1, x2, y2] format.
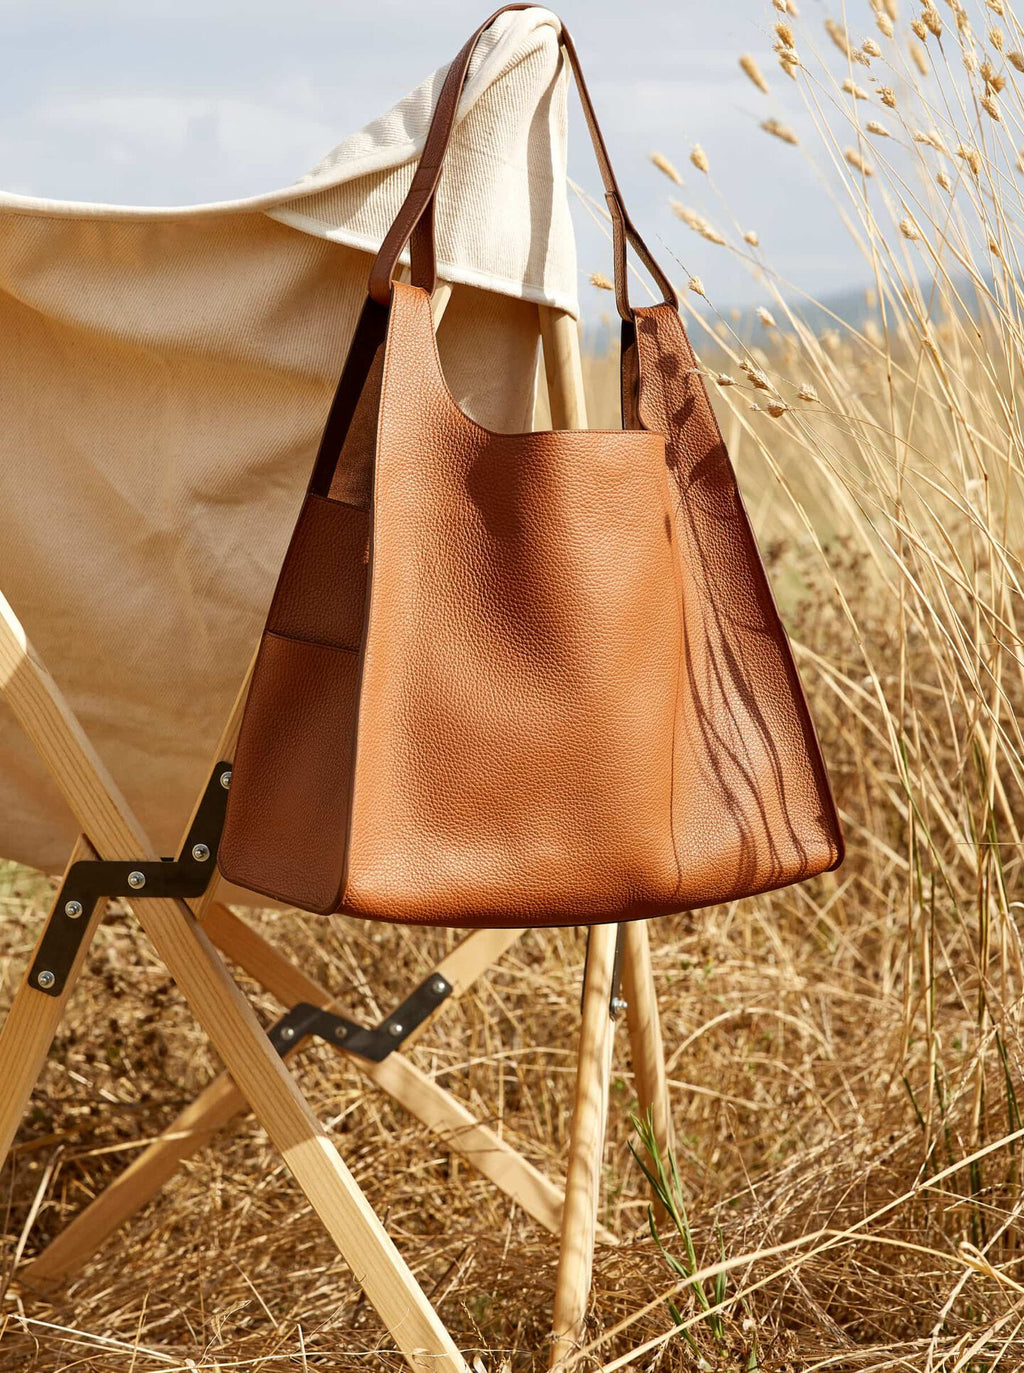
[3, 1, 1024, 1368]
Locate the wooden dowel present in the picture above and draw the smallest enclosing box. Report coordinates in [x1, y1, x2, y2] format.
[539, 306, 588, 430]
[549, 924, 619, 1369]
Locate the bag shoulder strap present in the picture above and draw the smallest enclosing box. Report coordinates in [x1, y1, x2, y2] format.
[367, 5, 677, 321]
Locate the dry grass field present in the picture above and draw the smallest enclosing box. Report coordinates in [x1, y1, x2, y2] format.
[4, 0, 1024, 1368]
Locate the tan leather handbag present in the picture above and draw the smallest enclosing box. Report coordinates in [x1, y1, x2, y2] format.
[217, 5, 844, 926]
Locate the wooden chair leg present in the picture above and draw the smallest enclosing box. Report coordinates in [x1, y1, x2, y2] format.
[549, 923, 619, 1370]
[143, 901, 468, 1370]
[539, 305, 587, 429]
[0, 593, 467, 1373]
[0, 837, 103, 1167]
[24, 915, 595, 1286]
[621, 920, 673, 1162]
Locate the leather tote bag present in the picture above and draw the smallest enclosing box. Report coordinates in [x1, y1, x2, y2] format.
[217, 5, 844, 926]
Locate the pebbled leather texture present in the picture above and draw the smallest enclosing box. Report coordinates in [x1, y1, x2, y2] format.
[218, 5, 843, 925]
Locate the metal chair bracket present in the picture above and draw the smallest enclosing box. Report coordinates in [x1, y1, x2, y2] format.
[268, 970, 453, 1062]
[29, 762, 233, 998]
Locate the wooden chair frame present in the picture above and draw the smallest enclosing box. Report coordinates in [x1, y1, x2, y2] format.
[0, 297, 673, 1372]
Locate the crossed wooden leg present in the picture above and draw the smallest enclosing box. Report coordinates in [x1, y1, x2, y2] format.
[22, 911, 588, 1286]
[0, 590, 469, 1372]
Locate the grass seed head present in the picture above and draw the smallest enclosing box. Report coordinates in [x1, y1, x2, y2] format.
[981, 94, 1001, 120]
[741, 360, 773, 390]
[761, 117, 799, 145]
[863, 38, 882, 58]
[671, 203, 727, 244]
[590, 271, 613, 291]
[845, 146, 875, 175]
[758, 307, 778, 327]
[797, 382, 819, 402]
[688, 275, 706, 295]
[911, 39, 930, 74]
[879, 86, 897, 107]
[1008, 50, 1024, 71]
[877, 13, 895, 37]
[937, 169, 952, 190]
[740, 53, 770, 93]
[913, 128, 948, 153]
[922, 5, 942, 38]
[867, 120, 891, 136]
[825, 18, 851, 56]
[957, 143, 981, 175]
[650, 151, 683, 184]
[843, 78, 871, 98]
[744, 228, 761, 245]
[775, 21, 796, 48]
[715, 372, 736, 386]
[690, 143, 710, 174]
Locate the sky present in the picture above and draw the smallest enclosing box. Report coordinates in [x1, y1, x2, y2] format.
[0, 0, 885, 314]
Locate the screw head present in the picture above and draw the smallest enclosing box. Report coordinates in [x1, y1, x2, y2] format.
[64, 899, 84, 919]
[610, 996, 628, 1016]
[191, 843, 211, 863]
[334, 1023, 348, 1040]
[127, 870, 146, 890]
[430, 977, 448, 996]
[387, 1021, 404, 1038]
[279, 1025, 296, 1042]
[220, 769, 232, 790]
[36, 970, 56, 990]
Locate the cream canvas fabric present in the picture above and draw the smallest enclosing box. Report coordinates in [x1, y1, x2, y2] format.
[0, 6, 579, 877]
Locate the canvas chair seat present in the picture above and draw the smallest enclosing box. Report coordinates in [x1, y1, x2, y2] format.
[0, 4, 577, 879]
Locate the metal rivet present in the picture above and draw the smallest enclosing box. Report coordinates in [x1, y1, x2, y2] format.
[334, 1024, 348, 1040]
[127, 871, 146, 890]
[279, 1025, 296, 1042]
[610, 996, 628, 1016]
[36, 970, 56, 990]
[387, 1022, 404, 1037]
[430, 977, 448, 996]
[191, 843, 211, 863]
[64, 900, 84, 919]
[220, 769, 232, 790]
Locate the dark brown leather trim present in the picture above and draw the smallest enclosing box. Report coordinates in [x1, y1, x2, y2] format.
[309, 296, 390, 499]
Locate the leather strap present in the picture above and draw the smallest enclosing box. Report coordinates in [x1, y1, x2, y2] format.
[368, 5, 677, 321]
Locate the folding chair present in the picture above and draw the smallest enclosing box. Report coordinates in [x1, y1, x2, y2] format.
[0, 11, 674, 1367]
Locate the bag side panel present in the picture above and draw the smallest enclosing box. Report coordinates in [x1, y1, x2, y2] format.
[217, 493, 370, 912]
[633, 304, 844, 907]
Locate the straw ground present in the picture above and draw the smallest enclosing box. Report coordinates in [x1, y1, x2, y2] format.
[4, 0, 1024, 1367]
